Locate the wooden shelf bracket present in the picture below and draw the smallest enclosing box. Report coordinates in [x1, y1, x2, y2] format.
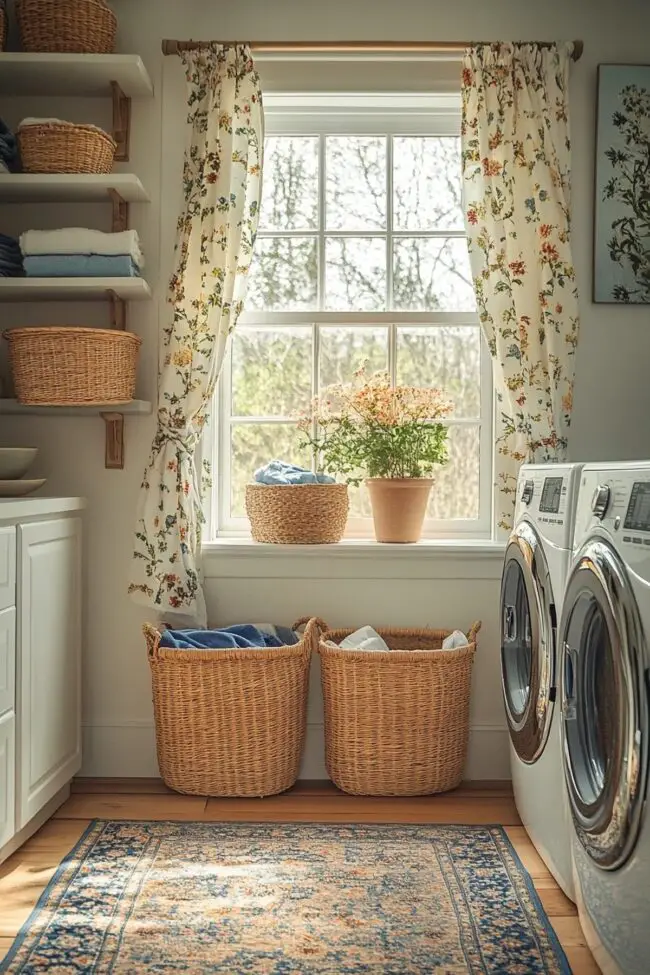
[109, 188, 129, 232]
[111, 81, 132, 161]
[101, 412, 125, 469]
[108, 290, 127, 330]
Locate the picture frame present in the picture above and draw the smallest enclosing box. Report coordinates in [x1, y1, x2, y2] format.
[594, 64, 650, 304]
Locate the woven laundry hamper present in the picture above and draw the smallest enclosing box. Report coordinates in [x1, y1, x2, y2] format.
[319, 621, 481, 796]
[144, 617, 324, 797]
[246, 482, 349, 544]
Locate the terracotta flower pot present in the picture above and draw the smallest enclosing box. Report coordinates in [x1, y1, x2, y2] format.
[366, 478, 434, 543]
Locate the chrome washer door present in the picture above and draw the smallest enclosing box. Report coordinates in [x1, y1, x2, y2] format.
[501, 521, 556, 763]
[561, 538, 648, 870]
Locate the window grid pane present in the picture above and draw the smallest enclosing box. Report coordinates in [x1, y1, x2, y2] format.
[223, 125, 486, 533]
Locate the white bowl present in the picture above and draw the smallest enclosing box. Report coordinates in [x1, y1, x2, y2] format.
[0, 447, 38, 480]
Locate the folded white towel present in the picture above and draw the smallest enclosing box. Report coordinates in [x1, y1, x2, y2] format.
[20, 228, 144, 268]
[339, 626, 390, 653]
[19, 118, 108, 135]
[441, 630, 468, 650]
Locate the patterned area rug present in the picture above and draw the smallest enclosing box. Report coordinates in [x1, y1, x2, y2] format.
[1, 821, 570, 974]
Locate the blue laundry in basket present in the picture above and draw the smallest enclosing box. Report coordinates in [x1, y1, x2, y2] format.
[254, 460, 335, 485]
[159, 623, 299, 650]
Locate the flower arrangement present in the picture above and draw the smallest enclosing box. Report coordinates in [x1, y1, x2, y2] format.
[297, 368, 454, 485]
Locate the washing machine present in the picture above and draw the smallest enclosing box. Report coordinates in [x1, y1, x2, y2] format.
[500, 462, 583, 901]
[560, 463, 650, 975]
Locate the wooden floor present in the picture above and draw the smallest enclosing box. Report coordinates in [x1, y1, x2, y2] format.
[0, 778, 600, 973]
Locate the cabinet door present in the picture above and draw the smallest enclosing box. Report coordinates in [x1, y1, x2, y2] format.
[17, 518, 82, 829]
[0, 607, 15, 717]
[0, 710, 15, 849]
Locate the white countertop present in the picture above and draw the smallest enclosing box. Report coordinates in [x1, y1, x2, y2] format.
[0, 497, 86, 521]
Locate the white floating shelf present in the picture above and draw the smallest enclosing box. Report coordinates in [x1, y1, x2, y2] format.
[0, 173, 150, 203]
[0, 53, 154, 97]
[0, 278, 151, 301]
[0, 399, 152, 417]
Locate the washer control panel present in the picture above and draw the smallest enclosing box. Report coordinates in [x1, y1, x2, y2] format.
[514, 464, 583, 548]
[575, 466, 650, 568]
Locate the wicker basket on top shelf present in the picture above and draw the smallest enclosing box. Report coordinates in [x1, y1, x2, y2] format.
[0, 5, 7, 52]
[4, 327, 141, 406]
[18, 123, 116, 175]
[16, 0, 117, 53]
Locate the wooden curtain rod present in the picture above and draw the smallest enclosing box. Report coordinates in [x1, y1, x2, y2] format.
[161, 39, 584, 61]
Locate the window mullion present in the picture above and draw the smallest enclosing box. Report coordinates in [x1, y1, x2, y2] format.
[386, 134, 393, 312]
[312, 321, 319, 474]
[318, 133, 326, 311]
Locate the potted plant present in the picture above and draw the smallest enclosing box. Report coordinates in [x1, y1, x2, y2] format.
[297, 368, 453, 543]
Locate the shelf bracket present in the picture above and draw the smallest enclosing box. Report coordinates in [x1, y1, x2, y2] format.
[111, 81, 131, 161]
[109, 188, 129, 232]
[101, 412, 125, 469]
[107, 290, 126, 330]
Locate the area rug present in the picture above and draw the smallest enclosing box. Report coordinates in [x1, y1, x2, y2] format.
[1, 821, 570, 974]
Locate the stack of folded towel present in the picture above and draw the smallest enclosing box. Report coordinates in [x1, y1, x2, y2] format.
[0, 117, 20, 173]
[254, 460, 335, 485]
[19, 229, 144, 278]
[0, 234, 24, 277]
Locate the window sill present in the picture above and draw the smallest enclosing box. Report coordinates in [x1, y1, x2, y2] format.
[202, 537, 505, 580]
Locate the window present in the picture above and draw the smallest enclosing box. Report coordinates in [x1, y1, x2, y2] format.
[212, 95, 492, 539]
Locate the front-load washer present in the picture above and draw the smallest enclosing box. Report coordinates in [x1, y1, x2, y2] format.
[560, 462, 650, 975]
[500, 462, 583, 901]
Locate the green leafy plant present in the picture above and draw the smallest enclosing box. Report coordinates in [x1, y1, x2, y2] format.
[297, 368, 453, 485]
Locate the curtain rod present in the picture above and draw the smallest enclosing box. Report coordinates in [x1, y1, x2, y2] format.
[161, 39, 584, 61]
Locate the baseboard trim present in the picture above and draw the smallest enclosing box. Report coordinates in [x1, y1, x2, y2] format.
[81, 723, 511, 781]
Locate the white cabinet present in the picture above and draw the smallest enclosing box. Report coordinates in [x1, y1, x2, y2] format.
[0, 500, 84, 863]
[18, 519, 82, 829]
[0, 710, 15, 849]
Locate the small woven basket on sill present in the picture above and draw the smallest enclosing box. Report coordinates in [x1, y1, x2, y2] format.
[246, 482, 349, 544]
[143, 616, 324, 797]
[16, 0, 117, 53]
[318, 621, 481, 796]
[5, 327, 141, 406]
[18, 123, 116, 175]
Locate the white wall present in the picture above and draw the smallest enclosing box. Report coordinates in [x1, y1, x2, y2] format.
[1, 0, 649, 781]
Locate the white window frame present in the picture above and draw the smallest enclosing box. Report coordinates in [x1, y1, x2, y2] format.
[208, 94, 493, 541]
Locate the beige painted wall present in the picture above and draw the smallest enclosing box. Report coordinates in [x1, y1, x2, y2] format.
[1, 0, 648, 778]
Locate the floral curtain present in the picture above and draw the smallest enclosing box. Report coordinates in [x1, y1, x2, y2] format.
[129, 44, 263, 624]
[461, 43, 580, 536]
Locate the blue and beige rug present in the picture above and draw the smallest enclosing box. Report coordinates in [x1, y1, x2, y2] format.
[1, 821, 570, 973]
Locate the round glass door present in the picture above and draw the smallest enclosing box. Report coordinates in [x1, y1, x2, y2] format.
[501, 521, 555, 763]
[501, 559, 533, 718]
[561, 538, 648, 870]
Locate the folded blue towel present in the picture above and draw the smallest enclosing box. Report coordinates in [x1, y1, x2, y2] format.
[23, 254, 140, 278]
[254, 460, 335, 486]
[159, 623, 299, 650]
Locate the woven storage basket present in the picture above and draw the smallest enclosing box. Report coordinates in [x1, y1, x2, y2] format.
[144, 616, 323, 797]
[5, 327, 140, 406]
[18, 123, 116, 175]
[319, 621, 481, 796]
[246, 482, 349, 544]
[16, 0, 117, 53]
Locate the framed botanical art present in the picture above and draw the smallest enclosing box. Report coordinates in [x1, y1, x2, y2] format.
[594, 64, 650, 303]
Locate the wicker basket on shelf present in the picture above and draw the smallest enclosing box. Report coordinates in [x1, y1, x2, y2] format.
[318, 621, 481, 796]
[4, 327, 141, 406]
[143, 617, 323, 797]
[18, 123, 116, 175]
[16, 0, 117, 53]
[246, 482, 349, 544]
[0, 6, 7, 51]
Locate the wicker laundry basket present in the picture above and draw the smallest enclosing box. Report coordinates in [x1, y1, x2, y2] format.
[246, 482, 349, 544]
[18, 123, 116, 175]
[5, 327, 140, 406]
[144, 617, 323, 797]
[16, 0, 117, 53]
[319, 621, 481, 796]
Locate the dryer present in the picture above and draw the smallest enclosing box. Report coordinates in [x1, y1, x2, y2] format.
[500, 462, 583, 901]
[560, 462, 650, 975]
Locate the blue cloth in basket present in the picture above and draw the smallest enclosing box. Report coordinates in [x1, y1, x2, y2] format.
[254, 460, 335, 485]
[159, 623, 299, 650]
